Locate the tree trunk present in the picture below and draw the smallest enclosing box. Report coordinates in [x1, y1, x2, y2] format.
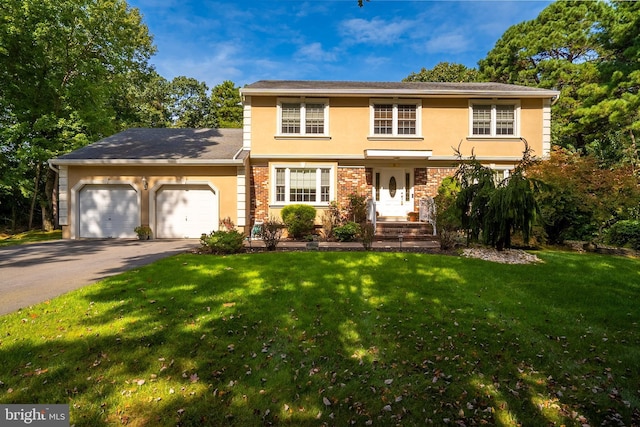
[28, 163, 42, 230]
[629, 130, 638, 175]
[42, 166, 58, 231]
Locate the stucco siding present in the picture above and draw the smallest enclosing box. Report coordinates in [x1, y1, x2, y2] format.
[248, 95, 548, 161]
[63, 165, 238, 238]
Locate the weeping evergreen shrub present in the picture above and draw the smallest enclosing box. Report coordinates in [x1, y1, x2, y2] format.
[453, 141, 540, 250]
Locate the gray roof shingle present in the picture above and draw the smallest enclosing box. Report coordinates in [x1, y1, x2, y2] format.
[241, 80, 560, 98]
[53, 128, 243, 163]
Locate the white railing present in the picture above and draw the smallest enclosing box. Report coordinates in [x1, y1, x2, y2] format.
[419, 197, 437, 235]
[366, 198, 376, 229]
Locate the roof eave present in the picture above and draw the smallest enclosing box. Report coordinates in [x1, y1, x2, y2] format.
[240, 88, 560, 99]
[49, 158, 244, 166]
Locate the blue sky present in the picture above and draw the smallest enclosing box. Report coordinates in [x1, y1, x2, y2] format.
[127, 0, 552, 89]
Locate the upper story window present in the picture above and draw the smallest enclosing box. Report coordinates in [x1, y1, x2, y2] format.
[277, 98, 329, 137]
[470, 101, 519, 137]
[370, 99, 421, 138]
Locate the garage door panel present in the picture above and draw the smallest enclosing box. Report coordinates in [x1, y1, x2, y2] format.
[79, 185, 139, 238]
[156, 185, 218, 238]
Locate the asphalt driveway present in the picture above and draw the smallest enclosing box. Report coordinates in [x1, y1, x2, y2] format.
[0, 239, 198, 316]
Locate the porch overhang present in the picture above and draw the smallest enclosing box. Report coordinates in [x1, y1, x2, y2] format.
[364, 149, 432, 159]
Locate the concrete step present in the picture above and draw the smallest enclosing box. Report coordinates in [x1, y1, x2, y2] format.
[375, 221, 436, 241]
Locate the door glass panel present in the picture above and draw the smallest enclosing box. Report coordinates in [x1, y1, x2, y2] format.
[389, 176, 397, 198]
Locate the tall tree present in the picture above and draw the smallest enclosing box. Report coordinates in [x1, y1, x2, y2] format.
[209, 80, 243, 128]
[478, 1, 609, 152]
[575, 0, 640, 171]
[0, 0, 155, 230]
[111, 70, 172, 129]
[167, 76, 210, 128]
[403, 62, 481, 83]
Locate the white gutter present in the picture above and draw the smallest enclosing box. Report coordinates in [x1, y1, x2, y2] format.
[49, 158, 244, 166]
[47, 159, 60, 173]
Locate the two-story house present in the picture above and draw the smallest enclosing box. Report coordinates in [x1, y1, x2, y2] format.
[49, 80, 559, 239]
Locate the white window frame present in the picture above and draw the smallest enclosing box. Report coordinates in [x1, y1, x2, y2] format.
[271, 164, 335, 206]
[276, 98, 329, 138]
[469, 100, 520, 138]
[490, 165, 512, 185]
[369, 99, 422, 139]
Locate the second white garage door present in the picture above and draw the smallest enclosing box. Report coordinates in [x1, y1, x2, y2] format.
[156, 185, 218, 238]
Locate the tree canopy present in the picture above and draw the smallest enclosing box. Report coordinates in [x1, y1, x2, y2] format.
[478, 0, 639, 167]
[404, 62, 481, 83]
[0, 0, 155, 229]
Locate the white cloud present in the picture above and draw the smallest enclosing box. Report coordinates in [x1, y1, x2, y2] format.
[423, 33, 472, 55]
[339, 17, 415, 46]
[295, 42, 338, 62]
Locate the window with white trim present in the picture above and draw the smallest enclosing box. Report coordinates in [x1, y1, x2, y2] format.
[277, 99, 329, 136]
[470, 102, 519, 137]
[370, 100, 421, 137]
[274, 166, 333, 204]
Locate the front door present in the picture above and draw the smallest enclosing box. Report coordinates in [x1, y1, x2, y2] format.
[376, 168, 411, 217]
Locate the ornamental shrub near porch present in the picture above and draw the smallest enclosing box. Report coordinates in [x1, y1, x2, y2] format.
[281, 204, 316, 238]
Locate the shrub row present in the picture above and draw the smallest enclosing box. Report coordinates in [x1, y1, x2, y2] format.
[606, 220, 640, 250]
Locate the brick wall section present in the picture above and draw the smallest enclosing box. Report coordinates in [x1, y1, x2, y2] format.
[250, 165, 269, 222]
[249, 165, 456, 222]
[337, 167, 372, 208]
[413, 168, 428, 211]
[425, 167, 457, 198]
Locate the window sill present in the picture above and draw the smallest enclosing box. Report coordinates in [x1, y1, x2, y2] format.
[467, 136, 522, 141]
[270, 202, 331, 208]
[367, 135, 424, 141]
[275, 135, 332, 140]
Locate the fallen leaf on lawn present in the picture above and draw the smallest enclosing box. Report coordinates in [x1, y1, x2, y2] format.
[177, 408, 185, 414]
[382, 405, 392, 412]
[223, 302, 236, 307]
[322, 397, 331, 406]
[190, 373, 199, 383]
[384, 379, 393, 385]
[136, 379, 145, 386]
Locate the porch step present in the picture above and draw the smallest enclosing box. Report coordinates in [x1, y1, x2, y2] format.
[375, 220, 436, 241]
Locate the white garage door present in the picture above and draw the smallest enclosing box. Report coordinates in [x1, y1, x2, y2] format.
[79, 184, 139, 238]
[156, 185, 218, 238]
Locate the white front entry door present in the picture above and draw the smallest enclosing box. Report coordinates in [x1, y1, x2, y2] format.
[376, 168, 411, 217]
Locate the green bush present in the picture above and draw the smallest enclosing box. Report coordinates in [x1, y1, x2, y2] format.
[346, 193, 367, 223]
[200, 230, 245, 254]
[606, 220, 640, 250]
[281, 204, 317, 238]
[334, 221, 360, 242]
[261, 216, 285, 251]
[435, 177, 462, 250]
[359, 222, 375, 250]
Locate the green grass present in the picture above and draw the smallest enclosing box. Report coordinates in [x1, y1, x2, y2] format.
[0, 229, 62, 246]
[0, 251, 638, 426]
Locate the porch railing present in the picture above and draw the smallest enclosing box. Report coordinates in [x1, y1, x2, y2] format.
[366, 198, 376, 229]
[419, 197, 437, 236]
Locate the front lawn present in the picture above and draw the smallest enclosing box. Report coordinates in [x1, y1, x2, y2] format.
[0, 251, 638, 426]
[0, 229, 62, 247]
